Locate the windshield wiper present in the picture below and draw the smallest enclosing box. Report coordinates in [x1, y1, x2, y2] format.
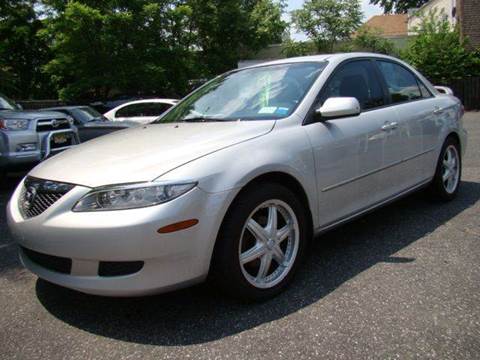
[182, 117, 232, 123]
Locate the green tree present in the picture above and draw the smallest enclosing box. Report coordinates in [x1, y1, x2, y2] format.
[40, 0, 287, 100]
[40, 0, 196, 100]
[189, 0, 287, 75]
[292, 0, 363, 53]
[402, 11, 480, 84]
[370, 0, 429, 14]
[0, 0, 53, 99]
[281, 39, 316, 58]
[352, 28, 396, 55]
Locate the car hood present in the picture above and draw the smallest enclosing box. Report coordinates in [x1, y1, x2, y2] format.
[0, 110, 65, 119]
[30, 121, 275, 188]
[82, 120, 137, 128]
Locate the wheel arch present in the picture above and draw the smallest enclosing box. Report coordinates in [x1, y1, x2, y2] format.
[208, 170, 315, 281]
[215, 171, 314, 247]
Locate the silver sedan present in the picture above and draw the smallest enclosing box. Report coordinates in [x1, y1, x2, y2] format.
[7, 53, 467, 300]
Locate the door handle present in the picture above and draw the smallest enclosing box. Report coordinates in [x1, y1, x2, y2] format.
[381, 122, 398, 131]
[433, 107, 444, 115]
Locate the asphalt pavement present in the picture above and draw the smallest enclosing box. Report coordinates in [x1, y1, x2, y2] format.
[1, 113, 479, 359]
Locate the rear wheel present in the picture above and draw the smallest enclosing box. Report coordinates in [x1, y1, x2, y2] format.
[429, 137, 461, 201]
[211, 183, 309, 301]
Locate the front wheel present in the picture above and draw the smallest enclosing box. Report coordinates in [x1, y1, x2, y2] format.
[210, 183, 309, 301]
[429, 137, 462, 201]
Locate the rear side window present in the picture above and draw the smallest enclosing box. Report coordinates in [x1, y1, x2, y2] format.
[377, 61, 422, 104]
[320, 60, 385, 110]
[116, 103, 172, 117]
[418, 81, 433, 98]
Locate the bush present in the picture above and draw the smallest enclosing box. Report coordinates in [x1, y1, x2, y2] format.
[402, 11, 480, 84]
[352, 28, 396, 55]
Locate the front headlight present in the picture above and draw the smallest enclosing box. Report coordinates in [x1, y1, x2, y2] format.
[72, 182, 197, 212]
[0, 119, 30, 131]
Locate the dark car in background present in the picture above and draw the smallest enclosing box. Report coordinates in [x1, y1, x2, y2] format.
[41, 106, 137, 142]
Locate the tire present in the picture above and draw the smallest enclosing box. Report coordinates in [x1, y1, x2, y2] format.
[210, 182, 309, 301]
[0, 168, 7, 190]
[429, 136, 462, 201]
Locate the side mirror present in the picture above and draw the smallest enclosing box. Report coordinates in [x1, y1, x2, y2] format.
[315, 97, 361, 120]
[16, 103, 23, 110]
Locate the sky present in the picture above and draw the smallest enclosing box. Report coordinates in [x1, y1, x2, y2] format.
[285, 0, 384, 40]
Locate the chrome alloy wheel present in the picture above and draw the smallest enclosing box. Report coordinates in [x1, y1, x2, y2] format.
[442, 145, 460, 194]
[238, 199, 300, 289]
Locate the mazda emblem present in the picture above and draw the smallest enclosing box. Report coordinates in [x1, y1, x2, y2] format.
[24, 186, 37, 209]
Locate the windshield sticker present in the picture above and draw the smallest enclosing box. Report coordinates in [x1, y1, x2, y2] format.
[259, 106, 277, 114]
[276, 107, 289, 115]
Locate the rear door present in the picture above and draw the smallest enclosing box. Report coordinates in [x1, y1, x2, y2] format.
[375, 60, 437, 191]
[305, 59, 394, 227]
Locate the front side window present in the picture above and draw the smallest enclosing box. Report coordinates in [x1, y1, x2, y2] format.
[320, 60, 385, 110]
[377, 61, 422, 104]
[156, 62, 327, 123]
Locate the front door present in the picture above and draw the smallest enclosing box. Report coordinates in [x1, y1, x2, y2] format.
[305, 59, 390, 227]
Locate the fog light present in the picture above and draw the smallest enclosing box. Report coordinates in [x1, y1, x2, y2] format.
[17, 143, 37, 152]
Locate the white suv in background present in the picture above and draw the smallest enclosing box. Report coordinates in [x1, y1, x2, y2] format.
[104, 99, 179, 125]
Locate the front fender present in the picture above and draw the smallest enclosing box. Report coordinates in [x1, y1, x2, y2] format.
[158, 125, 320, 228]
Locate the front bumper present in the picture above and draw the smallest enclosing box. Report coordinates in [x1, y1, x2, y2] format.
[0, 129, 80, 170]
[7, 179, 236, 296]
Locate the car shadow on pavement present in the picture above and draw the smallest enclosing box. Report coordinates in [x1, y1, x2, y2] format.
[35, 181, 480, 346]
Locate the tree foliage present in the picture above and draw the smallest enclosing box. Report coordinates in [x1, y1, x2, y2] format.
[370, 0, 429, 14]
[402, 11, 480, 84]
[291, 0, 362, 52]
[1, 0, 287, 101]
[40, 1, 197, 100]
[352, 28, 396, 55]
[281, 39, 316, 58]
[189, 0, 286, 75]
[0, 0, 53, 98]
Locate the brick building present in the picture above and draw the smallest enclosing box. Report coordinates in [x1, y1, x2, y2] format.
[407, 0, 479, 48]
[458, 0, 480, 48]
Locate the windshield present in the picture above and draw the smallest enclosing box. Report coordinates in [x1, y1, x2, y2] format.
[73, 107, 105, 123]
[0, 94, 17, 110]
[156, 62, 327, 123]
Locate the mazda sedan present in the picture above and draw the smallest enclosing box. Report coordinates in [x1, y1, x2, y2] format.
[7, 54, 467, 300]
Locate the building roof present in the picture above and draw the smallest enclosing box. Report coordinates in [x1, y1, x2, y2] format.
[361, 14, 408, 37]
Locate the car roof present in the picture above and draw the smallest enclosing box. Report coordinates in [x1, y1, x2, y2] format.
[118, 99, 178, 105]
[244, 52, 400, 69]
[42, 106, 91, 111]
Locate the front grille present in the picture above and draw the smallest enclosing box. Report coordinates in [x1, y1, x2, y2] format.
[36, 118, 71, 132]
[21, 246, 72, 274]
[19, 177, 74, 219]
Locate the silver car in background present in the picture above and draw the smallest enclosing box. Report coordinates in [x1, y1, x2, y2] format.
[7, 53, 467, 300]
[0, 94, 80, 180]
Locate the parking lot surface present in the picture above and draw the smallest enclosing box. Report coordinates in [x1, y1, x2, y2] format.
[1, 113, 479, 359]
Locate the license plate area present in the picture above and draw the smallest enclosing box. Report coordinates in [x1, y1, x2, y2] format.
[51, 132, 73, 148]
